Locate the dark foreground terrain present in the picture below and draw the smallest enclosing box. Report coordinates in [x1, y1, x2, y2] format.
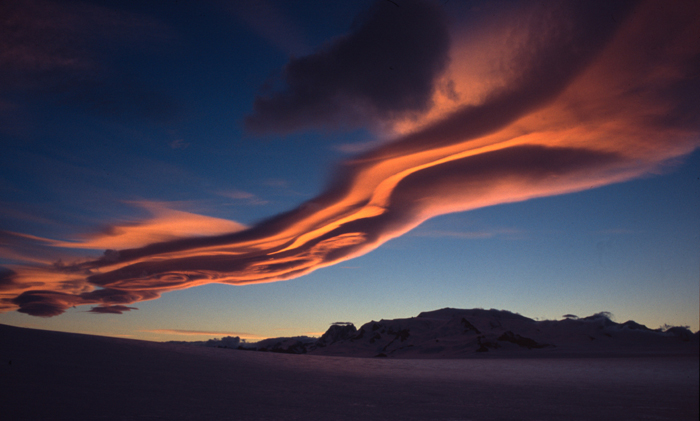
[1, 323, 698, 421]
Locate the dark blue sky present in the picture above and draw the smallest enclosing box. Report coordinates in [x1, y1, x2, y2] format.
[1, 0, 698, 339]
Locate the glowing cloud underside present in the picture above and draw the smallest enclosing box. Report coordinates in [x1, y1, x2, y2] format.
[1, 1, 699, 316]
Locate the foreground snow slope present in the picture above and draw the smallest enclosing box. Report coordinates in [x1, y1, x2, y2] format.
[1, 323, 698, 421]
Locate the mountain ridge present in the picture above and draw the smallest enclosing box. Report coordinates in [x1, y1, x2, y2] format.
[232, 308, 698, 358]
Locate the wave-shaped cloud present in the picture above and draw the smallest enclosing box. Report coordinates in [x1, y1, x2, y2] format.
[1, 0, 698, 317]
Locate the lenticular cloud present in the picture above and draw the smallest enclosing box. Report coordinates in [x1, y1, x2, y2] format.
[2, 0, 699, 316]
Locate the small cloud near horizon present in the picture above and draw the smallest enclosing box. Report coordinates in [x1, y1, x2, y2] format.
[142, 329, 267, 340]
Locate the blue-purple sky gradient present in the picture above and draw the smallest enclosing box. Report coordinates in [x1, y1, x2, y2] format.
[0, 0, 698, 340]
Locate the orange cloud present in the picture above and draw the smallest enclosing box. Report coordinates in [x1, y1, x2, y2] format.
[49, 202, 247, 251]
[1, 201, 246, 255]
[2, 0, 698, 317]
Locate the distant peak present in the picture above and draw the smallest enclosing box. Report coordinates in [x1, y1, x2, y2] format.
[417, 308, 533, 322]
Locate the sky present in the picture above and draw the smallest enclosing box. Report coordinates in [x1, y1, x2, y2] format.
[0, 0, 698, 341]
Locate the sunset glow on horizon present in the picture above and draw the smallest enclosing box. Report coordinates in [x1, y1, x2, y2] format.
[1, 0, 698, 340]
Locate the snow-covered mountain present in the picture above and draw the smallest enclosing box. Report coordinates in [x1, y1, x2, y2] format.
[242, 308, 698, 358]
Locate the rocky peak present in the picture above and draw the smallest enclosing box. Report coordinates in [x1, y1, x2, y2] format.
[318, 322, 357, 345]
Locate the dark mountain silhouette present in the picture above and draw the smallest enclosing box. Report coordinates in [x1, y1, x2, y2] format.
[236, 308, 698, 358]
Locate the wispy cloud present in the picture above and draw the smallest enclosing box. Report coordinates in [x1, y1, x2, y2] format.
[411, 228, 522, 240]
[216, 189, 269, 206]
[0, 230, 72, 265]
[0, 0, 176, 123]
[228, 0, 309, 57]
[0, 204, 59, 226]
[334, 138, 388, 154]
[169, 139, 190, 150]
[595, 229, 638, 235]
[1, 0, 698, 317]
[261, 178, 288, 188]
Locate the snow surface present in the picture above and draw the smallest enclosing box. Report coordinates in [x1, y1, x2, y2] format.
[1, 322, 698, 420]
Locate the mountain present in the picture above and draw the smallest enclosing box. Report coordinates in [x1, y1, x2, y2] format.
[240, 308, 698, 358]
